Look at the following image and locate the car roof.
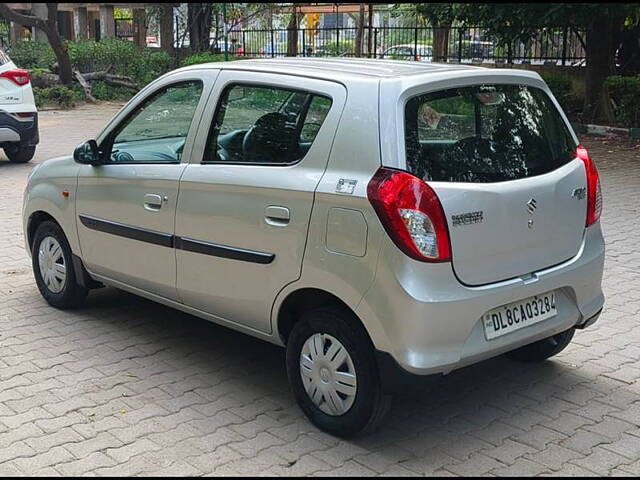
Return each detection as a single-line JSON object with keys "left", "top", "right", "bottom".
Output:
{"left": 181, "top": 57, "right": 482, "bottom": 78}
{"left": 176, "top": 57, "right": 540, "bottom": 86}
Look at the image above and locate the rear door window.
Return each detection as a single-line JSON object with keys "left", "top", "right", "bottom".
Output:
{"left": 204, "top": 84, "right": 332, "bottom": 164}
{"left": 404, "top": 84, "right": 577, "bottom": 183}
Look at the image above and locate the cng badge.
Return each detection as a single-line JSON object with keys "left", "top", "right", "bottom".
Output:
{"left": 572, "top": 187, "right": 586, "bottom": 200}
{"left": 336, "top": 179, "right": 357, "bottom": 194}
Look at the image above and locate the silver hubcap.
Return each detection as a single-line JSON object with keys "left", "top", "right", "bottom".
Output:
{"left": 38, "top": 236, "right": 66, "bottom": 293}
{"left": 300, "top": 333, "right": 357, "bottom": 416}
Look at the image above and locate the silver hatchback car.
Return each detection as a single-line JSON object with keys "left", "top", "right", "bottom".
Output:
{"left": 23, "top": 59, "right": 605, "bottom": 436}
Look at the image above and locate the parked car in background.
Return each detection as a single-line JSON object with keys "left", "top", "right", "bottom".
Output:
{"left": 381, "top": 44, "right": 433, "bottom": 62}
{"left": 23, "top": 58, "right": 604, "bottom": 437}
{"left": 460, "top": 40, "right": 495, "bottom": 60}
{"left": 0, "top": 47, "right": 38, "bottom": 163}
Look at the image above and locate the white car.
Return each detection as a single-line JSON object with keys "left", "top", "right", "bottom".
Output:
{"left": 23, "top": 59, "right": 605, "bottom": 436}
{"left": 0, "top": 48, "right": 38, "bottom": 163}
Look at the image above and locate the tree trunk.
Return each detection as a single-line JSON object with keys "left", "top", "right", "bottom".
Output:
{"left": 0, "top": 3, "right": 73, "bottom": 85}
{"left": 188, "top": 3, "right": 212, "bottom": 53}
{"left": 48, "top": 31, "right": 73, "bottom": 85}
{"left": 618, "top": 23, "right": 640, "bottom": 75}
{"left": 132, "top": 8, "right": 147, "bottom": 47}
{"left": 355, "top": 3, "right": 365, "bottom": 57}
{"left": 160, "top": 4, "right": 175, "bottom": 57}
{"left": 433, "top": 25, "right": 450, "bottom": 63}
{"left": 584, "top": 17, "right": 615, "bottom": 123}
{"left": 286, "top": 6, "right": 298, "bottom": 57}
{"left": 32, "top": 68, "right": 138, "bottom": 91}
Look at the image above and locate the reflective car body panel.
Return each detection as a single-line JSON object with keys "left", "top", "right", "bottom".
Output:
{"left": 23, "top": 59, "right": 605, "bottom": 377}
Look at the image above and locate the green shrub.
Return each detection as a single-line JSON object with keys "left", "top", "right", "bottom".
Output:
{"left": 8, "top": 41, "right": 56, "bottom": 69}
{"left": 90, "top": 81, "right": 135, "bottom": 102}
{"left": 17, "top": 38, "right": 172, "bottom": 103}
{"left": 33, "top": 86, "right": 75, "bottom": 109}
{"left": 12, "top": 38, "right": 174, "bottom": 105}
{"left": 181, "top": 52, "right": 237, "bottom": 67}
{"left": 13, "top": 38, "right": 172, "bottom": 86}
{"left": 320, "top": 40, "right": 354, "bottom": 56}
{"left": 70, "top": 84, "right": 88, "bottom": 102}
{"left": 605, "top": 75, "right": 640, "bottom": 128}
{"left": 28, "top": 67, "right": 52, "bottom": 82}
{"left": 67, "top": 38, "right": 172, "bottom": 86}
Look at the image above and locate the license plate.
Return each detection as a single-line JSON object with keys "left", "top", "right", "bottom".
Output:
{"left": 483, "top": 291, "right": 557, "bottom": 340}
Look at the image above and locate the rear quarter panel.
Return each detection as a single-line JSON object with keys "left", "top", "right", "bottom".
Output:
{"left": 271, "top": 77, "right": 387, "bottom": 339}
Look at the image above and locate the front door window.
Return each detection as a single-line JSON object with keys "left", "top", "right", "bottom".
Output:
{"left": 106, "top": 81, "right": 203, "bottom": 164}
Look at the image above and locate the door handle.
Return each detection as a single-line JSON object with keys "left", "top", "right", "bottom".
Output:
{"left": 265, "top": 205, "right": 290, "bottom": 226}
{"left": 144, "top": 193, "right": 163, "bottom": 211}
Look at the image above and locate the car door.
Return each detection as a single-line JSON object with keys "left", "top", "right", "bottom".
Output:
{"left": 175, "top": 71, "right": 346, "bottom": 333}
{"left": 76, "top": 71, "right": 215, "bottom": 299}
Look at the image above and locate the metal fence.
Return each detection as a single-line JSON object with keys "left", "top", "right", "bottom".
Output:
{"left": 225, "top": 26, "right": 587, "bottom": 66}
{"left": 115, "top": 18, "right": 134, "bottom": 39}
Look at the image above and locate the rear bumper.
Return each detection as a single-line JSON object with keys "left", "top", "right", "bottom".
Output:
{"left": 0, "top": 111, "right": 39, "bottom": 146}
{"left": 357, "top": 224, "right": 605, "bottom": 376}
{"left": 375, "top": 308, "right": 603, "bottom": 393}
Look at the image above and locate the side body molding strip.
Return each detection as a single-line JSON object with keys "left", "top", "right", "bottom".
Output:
{"left": 175, "top": 237, "right": 275, "bottom": 264}
{"left": 78, "top": 214, "right": 174, "bottom": 247}
{"left": 78, "top": 215, "right": 275, "bottom": 264}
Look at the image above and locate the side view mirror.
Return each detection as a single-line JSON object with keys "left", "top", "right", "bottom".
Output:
{"left": 73, "top": 140, "right": 102, "bottom": 165}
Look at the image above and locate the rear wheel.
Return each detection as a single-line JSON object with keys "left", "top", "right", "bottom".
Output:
{"left": 4, "top": 144, "right": 35, "bottom": 163}
{"left": 286, "top": 308, "right": 390, "bottom": 437}
{"left": 32, "top": 221, "right": 88, "bottom": 309}
{"left": 505, "top": 328, "right": 575, "bottom": 362}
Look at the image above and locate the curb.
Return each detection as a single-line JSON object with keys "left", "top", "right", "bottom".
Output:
{"left": 572, "top": 123, "right": 640, "bottom": 139}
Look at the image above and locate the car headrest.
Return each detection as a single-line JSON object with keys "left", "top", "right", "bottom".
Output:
{"left": 242, "top": 112, "right": 299, "bottom": 163}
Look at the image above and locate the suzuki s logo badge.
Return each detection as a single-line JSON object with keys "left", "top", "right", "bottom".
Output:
{"left": 526, "top": 198, "right": 537, "bottom": 229}
{"left": 526, "top": 198, "right": 537, "bottom": 215}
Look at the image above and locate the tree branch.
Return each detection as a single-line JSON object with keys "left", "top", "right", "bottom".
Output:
{"left": 212, "top": 4, "right": 275, "bottom": 42}
{"left": 0, "top": 3, "right": 48, "bottom": 31}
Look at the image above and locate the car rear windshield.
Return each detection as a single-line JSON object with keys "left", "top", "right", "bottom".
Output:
{"left": 404, "top": 84, "right": 577, "bottom": 183}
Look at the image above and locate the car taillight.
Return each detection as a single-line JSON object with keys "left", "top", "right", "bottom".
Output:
{"left": 576, "top": 145, "right": 602, "bottom": 226}
{"left": 0, "top": 69, "right": 30, "bottom": 86}
{"left": 367, "top": 167, "right": 451, "bottom": 262}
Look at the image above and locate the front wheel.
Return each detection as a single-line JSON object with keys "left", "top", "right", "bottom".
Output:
{"left": 505, "top": 328, "right": 575, "bottom": 362}
{"left": 4, "top": 145, "right": 35, "bottom": 163}
{"left": 32, "top": 221, "right": 88, "bottom": 309}
{"left": 286, "top": 308, "right": 390, "bottom": 437}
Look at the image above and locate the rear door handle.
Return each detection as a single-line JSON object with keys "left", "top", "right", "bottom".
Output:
{"left": 265, "top": 205, "right": 290, "bottom": 226}
{"left": 144, "top": 193, "right": 163, "bottom": 211}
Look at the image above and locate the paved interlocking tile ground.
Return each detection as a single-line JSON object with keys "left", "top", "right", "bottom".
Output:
{"left": 1, "top": 104, "right": 639, "bottom": 476}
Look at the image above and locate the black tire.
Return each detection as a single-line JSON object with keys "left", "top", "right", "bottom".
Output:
{"left": 505, "top": 328, "right": 575, "bottom": 363}
{"left": 4, "top": 145, "right": 36, "bottom": 163}
{"left": 286, "top": 308, "right": 391, "bottom": 437}
{"left": 32, "top": 220, "right": 88, "bottom": 309}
